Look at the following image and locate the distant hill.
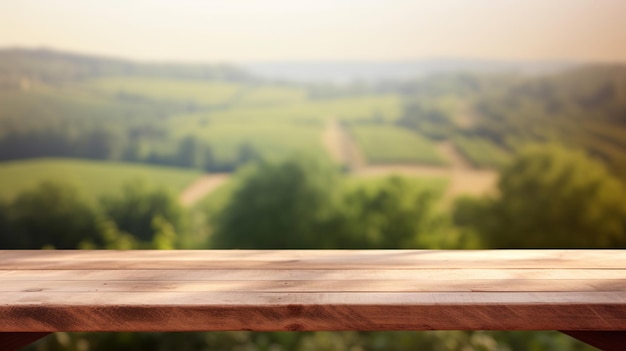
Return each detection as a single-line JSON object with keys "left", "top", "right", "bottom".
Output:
{"left": 0, "top": 48, "right": 577, "bottom": 85}
{"left": 241, "top": 59, "right": 576, "bottom": 84}
{"left": 468, "top": 64, "right": 626, "bottom": 178}
{"left": 1, "top": 47, "right": 625, "bottom": 181}
{"left": 0, "top": 48, "right": 253, "bottom": 88}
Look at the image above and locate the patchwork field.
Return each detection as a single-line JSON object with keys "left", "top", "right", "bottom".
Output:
{"left": 172, "top": 94, "right": 402, "bottom": 127}
{"left": 453, "top": 136, "right": 511, "bottom": 168}
{"left": 167, "top": 93, "right": 403, "bottom": 167}
{"left": 0, "top": 158, "right": 201, "bottom": 202}
{"left": 348, "top": 125, "right": 447, "bottom": 166}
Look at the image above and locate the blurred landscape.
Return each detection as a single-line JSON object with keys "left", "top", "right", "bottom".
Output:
{"left": 1, "top": 0, "right": 626, "bottom": 350}
{"left": 1, "top": 47, "right": 625, "bottom": 350}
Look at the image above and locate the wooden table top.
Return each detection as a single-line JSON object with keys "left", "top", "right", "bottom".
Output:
{"left": 1, "top": 250, "right": 625, "bottom": 332}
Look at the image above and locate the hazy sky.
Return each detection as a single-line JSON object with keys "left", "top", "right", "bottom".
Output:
{"left": 1, "top": 0, "right": 625, "bottom": 63}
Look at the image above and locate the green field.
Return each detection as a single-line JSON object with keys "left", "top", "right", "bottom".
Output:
{"left": 0, "top": 158, "right": 201, "bottom": 201}
{"left": 453, "top": 136, "right": 511, "bottom": 168}
{"left": 173, "top": 94, "right": 402, "bottom": 126}
{"left": 168, "top": 94, "right": 403, "bottom": 166}
{"left": 235, "top": 85, "right": 308, "bottom": 106}
{"left": 87, "top": 77, "right": 242, "bottom": 106}
{"left": 0, "top": 86, "right": 119, "bottom": 124}
{"left": 349, "top": 125, "right": 447, "bottom": 165}
{"left": 184, "top": 121, "right": 328, "bottom": 164}
{"left": 0, "top": 84, "right": 189, "bottom": 135}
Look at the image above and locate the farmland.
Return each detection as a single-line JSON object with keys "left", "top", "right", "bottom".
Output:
{"left": 86, "top": 77, "right": 242, "bottom": 107}
{"left": 182, "top": 121, "right": 329, "bottom": 164}
{"left": 348, "top": 124, "right": 447, "bottom": 165}
{"left": 2, "top": 49, "right": 626, "bottom": 204}
{"left": 0, "top": 158, "right": 201, "bottom": 202}
{"left": 166, "top": 92, "right": 403, "bottom": 169}
{"left": 453, "top": 136, "right": 510, "bottom": 168}
{"left": 234, "top": 85, "right": 308, "bottom": 106}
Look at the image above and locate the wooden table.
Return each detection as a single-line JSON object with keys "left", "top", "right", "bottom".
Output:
{"left": 1, "top": 250, "right": 625, "bottom": 350}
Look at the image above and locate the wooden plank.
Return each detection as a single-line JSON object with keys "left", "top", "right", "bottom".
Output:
{"left": 561, "top": 331, "right": 626, "bottom": 351}
{"left": 4, "top": 291, "right": 626, "bottom": 306}
{"left": 1, "top": 293, "right": 625, "bottom": 331}
{"left": 3, "top": 269, "right": 626, "bottom": 281}
{"left": 0, "top": 250, "right": 624, "bottom": 339}
{"left": 1, "top": 250, "right": 624, "bottom": 269}
{"left": 0, "top": 279, "right": 625, "bottom": 293}
{"left": 0, "top": 332, "right": 50, "bottom": 351}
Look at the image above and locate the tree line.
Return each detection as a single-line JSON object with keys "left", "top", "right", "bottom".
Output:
{"left": 0, "top": 128, "right": 262, "bottom": 172}
{"left": 0, "top": 180, "right": 183, "bottom": 250}
{"left": 3, "top": 143, "right": 624, "bottom": 252}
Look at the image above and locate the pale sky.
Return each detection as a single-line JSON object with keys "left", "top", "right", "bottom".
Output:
{"left": 0, "top": 0, "right": 625, "bottom": 63}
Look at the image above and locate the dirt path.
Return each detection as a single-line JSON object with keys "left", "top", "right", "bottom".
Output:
{"left": 436, "top": 141, "right": 497, "bottom": 198}
{"left": 437, "top": 141, "right": 472, "bottom": 169}
{"left": 322, "top": 118, "right": 366, "bottom": 170}
{"left": 179, "top": 173, "right": 229, "bottom": 207}
{"left": 354, "top": 163, "right": 496, "bottom": 198}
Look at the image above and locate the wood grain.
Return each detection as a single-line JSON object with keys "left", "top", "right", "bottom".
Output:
{"left": 1, "top": 250, "right": 624, "bottom": 269}
{"left": 1, "top": 279, "right": 626, "bottom": 292}
{"left": 1, "top": 250, "right": 625, "bottom": 335}
{"left": 3, "top": 268, "right": 626, "bottom": 281}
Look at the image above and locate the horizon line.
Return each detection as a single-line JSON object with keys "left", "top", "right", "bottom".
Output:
{"left": 1, "top": 45, "right": 613, "bottom": 66}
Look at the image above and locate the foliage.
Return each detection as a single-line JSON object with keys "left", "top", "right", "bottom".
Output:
{"left": 212, "top": 155, "right": 342, "bottom": 248}
{"left": 28, "top": 330, "right": 596, "bottom": 351}
{"left": 336, "top": 176, "right": 447, "bottom": 248}
{"left": 90, "top": 219, "right": 137, "bottom": 250}
{"left": 454, "top": 145, "right": 626, "bottom": 248}
{"left": 0, "top": 181, "right": 102, "bottom": 249}
{"left": 472, "top": 65, "right": 626, "bottom": 179}
{"left": 212, "top": 156, "right": 449, "bottom": 249}
{"left": 100, "top": 181, "right": 184, "bottom": 245}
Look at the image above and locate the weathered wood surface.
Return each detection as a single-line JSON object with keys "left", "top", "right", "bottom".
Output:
{"left": 0, "top": 250, "right": 625, "bottom": 333}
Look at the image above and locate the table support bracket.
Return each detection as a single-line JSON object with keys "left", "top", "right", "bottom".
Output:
{"left": 560, "top": 330, "right": 626, "bottom": 351}
{"left": 1, "top": 332, "right": 51, "bottom": 351}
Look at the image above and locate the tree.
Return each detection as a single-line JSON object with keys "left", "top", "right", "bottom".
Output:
{"left": 82, "top": 128, "right": 115, "bottom": 160}
{"left": 1, "top": 181, "right": 102, "bottom": 249}
{"left": 100, "top": 180, "right": 183, "bottom": 245}
{"left": 237, "top": 142, "right": 262, "bottom": 166}
{"left": 337, "top": 176, "right": 447, "bottom": 248}
{"left": 455, "top": 144, "right": 626, "bottom": 248}
{"left": 211, "top": 155, "right": 342, "bottom": 249}
{"left": 176, "top": 136, "right": 201, "bottom": 169}
{"left": 211, "top": 156, "right": 448, "bottom": 249}
{"left": 201, "top": 144, "right": 215, "bottom": 172}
